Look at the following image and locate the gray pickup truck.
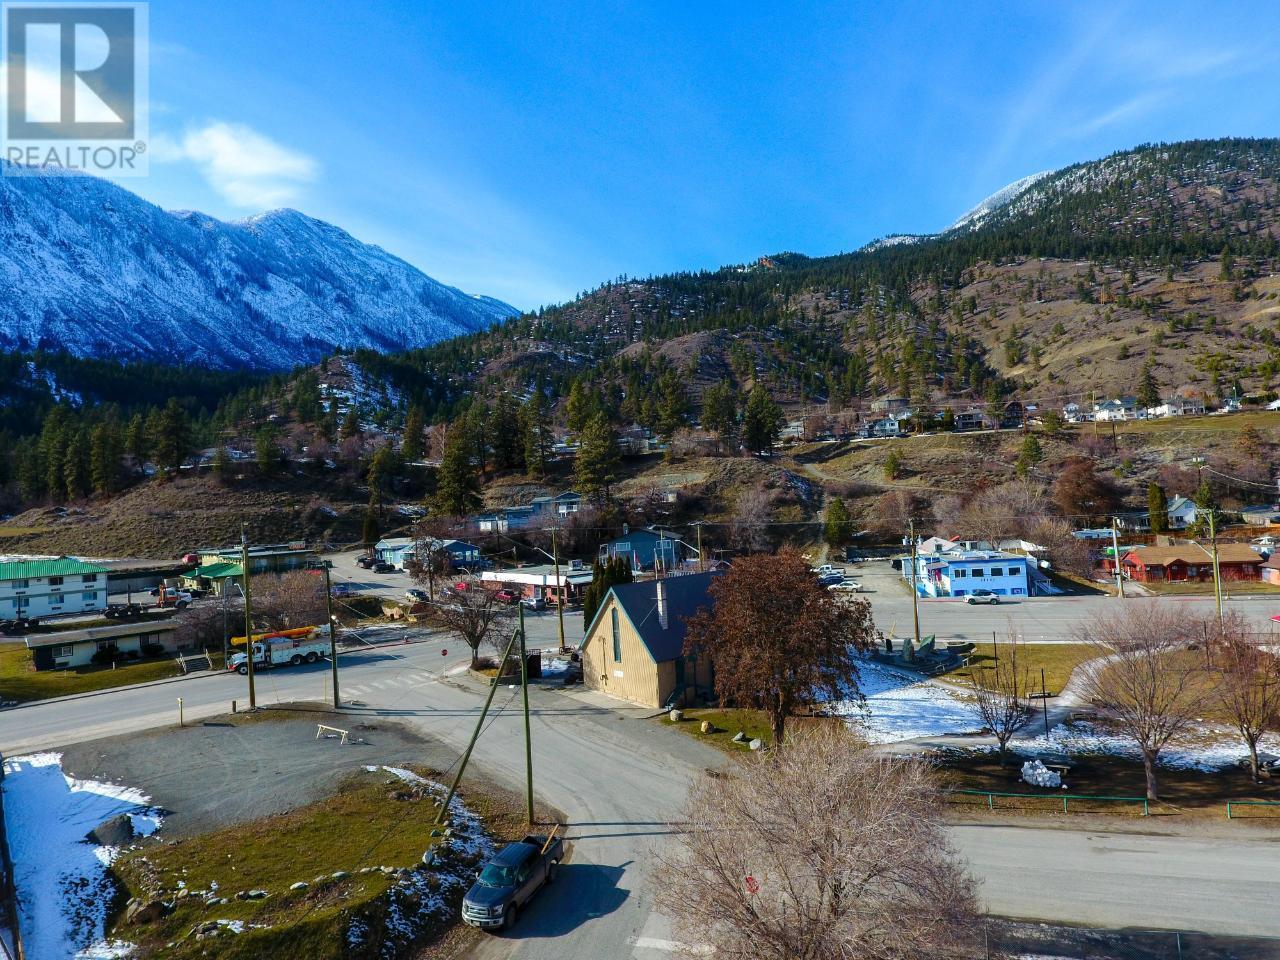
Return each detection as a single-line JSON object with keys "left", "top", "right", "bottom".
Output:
{"left": 461, "top": 833, "right": 564, "bottom": 931}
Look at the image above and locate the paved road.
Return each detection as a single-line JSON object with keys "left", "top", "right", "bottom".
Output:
{"left": 5, "top": 625, "right": 1280, "bottom": 953}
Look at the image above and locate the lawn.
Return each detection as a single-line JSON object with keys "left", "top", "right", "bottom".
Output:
{"left": 661, "top": 707, "right": 853, "bottom": 754}
{"left": 950, "top": 642, "right": 1099, "bottom": 696}
{"left": 938, "top": 749, "right": 1280, "bottom": 819}
{"left": 109, "top": 767, "right": 520, "bottom": 960}
{"left": 0, "top": 643, "right": 199, "bottom": 703}
{"left": 1138, "top": 579, "right": 1280, "bottom": 597}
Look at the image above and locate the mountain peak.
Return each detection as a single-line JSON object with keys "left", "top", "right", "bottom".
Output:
{"left": 0, "top": 172, "right": 517, "bottom": 370}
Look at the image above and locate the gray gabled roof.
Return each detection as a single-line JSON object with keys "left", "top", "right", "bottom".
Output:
{"left": 599, "top": 572, "right": 721, "bottom": 664}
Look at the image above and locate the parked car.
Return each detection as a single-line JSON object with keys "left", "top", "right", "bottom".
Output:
{"left": 372, "top": 561, "right": 396, "bottom": 574}
{"left": 827, "top": 579, "right": 861, "bottom": 592}
{"left": 495, "top": 589, "right": 521, "bottom": 604}
{"left": 461, "top": 833, "right": 564, "bottom": 931}
{"left": 810, "top": 563, "right": 847, "bottom": 577}
{"left": 965, "top": 589, "right": 1000, "bottom": 605}
{"left": 817, "top": 573, "right": 845, "bottom": 586}
{"left": 405, "top": 588, "right": 430, "bottom": 603}
{"left": 331, "top": 584, "right": 357, "bottom": 599}
{"left": 520, "top": 596, "right": 547, "bottom": 611}
{"left": 356, "top": 556, "right": 377, "bottom": 569}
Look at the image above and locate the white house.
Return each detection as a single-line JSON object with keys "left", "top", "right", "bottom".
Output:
{"left": 1166, "top": 496, "right": 1198, "bottom": 529}
{"left": 1147, "top": 393, "right": 1206, "bottom": 418}
{"left": 903, "top": 549, "right": 1032, "bottom": 599}
{"left": 1092, "top": 397, "right": 1140, "bottom": 422}
{"left": 0, "top": 557, "right": 109, "bottom": 620}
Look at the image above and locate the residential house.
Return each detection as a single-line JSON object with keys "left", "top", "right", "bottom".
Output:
{"left": 581, "top": 572, "right": 720, "bottom": 709}
{"left": 902, "top": 550, "right": 1032, "bottom": 598}
{"left": 198, "top": 544, "right": 317, "bottom": 575}
{"left": 480, "top": 562, "right": 595, "bottom": 606}
{"left": 475, "top": 492, "right": 582, "bottom": 533}
{"left": 952, "top": 408, "right": 988, "bottom": 431}
{"left": 1166, "top": 496, "right": 1198, "bottom": 529}
{"left": 870, "top": 396, "right": 911, "bottom": 415}
{"left": 1147, "top": 392, "right": 1206, "bottom": 418}
{"left": 1120, "top": 544, "right": 1263, "bottom": 583}
{"left": 25, "top": 620, "right": 179, "bottom": 671}
{"left": 1092, "top": 397, "right": 1140, "bottom": 422}
{"left": 1062, "top": 403, "right": 1090, "bottom": 423}
{"left": 0, "top": 557, "right": 109, "bottom": 621}
{"left": 180, "top": 561, "right": 243, "bottom": 597}
{"left": 375, "top": 537, "right": 483, "bottom": 571}
{"left": 1262, "top": 555, "right": 1280, "bottom": 586}
{"left": 598, "top": 528, "right": 692, "bottom": 571}
{"left": 1000, "top": 400, "right": 1026, "bottom": 429}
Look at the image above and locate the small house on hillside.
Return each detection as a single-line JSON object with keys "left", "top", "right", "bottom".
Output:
{"left": 1166, "top": 496, "right": 1198, "bottom": 529}
{"left": 598, "top": 528, "right": 692, "bottom": 571}
{"left": 581, "top": 573, "right": 720, "bottom": 709}
{"left": 375, "top": 537, "right": 482, "bottom": 571}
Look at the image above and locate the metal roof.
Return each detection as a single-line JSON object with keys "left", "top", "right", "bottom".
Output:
{"left": 0, "top": 558, "right": 108, "bottom": 581}
{"left": 25, "top": 619, "right": 176, "bottom": 648}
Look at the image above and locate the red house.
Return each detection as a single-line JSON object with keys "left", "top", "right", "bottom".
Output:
{"left": 1121, "top": 544, "right": 1263, "bottom": 583}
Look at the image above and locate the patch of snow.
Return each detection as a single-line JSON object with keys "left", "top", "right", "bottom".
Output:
{"left": 948, "top": 170, "right": 1054, "bottom": 232}
{"left": 827, "top": 659, "right": 981, "bottom": 744}
{"left": 2, "top": 752, "right": 162, "bottom": 960}
{"left": 1021, "top": 760, "right": 1063, "bottom": 788}
{"left": 1016, "top": 721, "right": 1280, "bottom": 771}
{"left": 364, "top": 765, "right": 427, "bottom": 785}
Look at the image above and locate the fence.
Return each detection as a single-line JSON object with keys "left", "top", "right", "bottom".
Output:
{"left": 1225, "top": 800, "right": 1280, "bottom": 819}
{"left": 949, "top": 788, "right": 1150, "bottom": 817}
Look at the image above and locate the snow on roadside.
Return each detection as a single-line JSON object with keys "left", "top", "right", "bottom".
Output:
{"left": 1016, "top": 721, "right": 1280, "bottom": 771}
{"left": 2, "top": 753, "right": 162, "bottom": 960}
{"left": 827, "top": 659, "right": 982, "bottom": 744}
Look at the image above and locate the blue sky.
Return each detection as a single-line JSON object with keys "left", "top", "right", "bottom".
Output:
{"left": 128, "top": 0, "right": 1280, "bottom": 310}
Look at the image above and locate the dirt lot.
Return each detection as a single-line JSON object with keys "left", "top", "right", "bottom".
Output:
{"left": 60, "top": 705, "right": 458, "bottom": 838}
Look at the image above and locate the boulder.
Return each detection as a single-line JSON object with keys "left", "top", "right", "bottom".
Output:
{"left": 88, "top": 814, "right": 135, "bottom": 847}
{"left": 331, "top": 871, "right": 349, "bottom": 881}
{"left": 748, "top": 738, "right": 763, "bottom": 751}
{"left": 290, "top": 882, "right": 309, "bottom": 892}
{"left": 731, "top": 731, "right": 747, "bottom": 743}
{"left": 246, "top": 889, "right": 268, "bottom": 900}
{"left": 125, "top": 898, "right": 166, "bottom": 925}
{"left": 699, "top": 720, "right": 714, "bottom": 734}
{"left": 669, "top": 709, "right": 683, "bottom": 722}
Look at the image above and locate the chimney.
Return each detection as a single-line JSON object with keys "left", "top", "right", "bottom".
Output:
{"left": 656, "top": 580, "right": 668, "bottom": 629}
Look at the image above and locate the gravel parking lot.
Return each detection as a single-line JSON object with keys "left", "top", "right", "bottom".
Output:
{"left": 59, "top": 707, "right": 459, "bottom": 838}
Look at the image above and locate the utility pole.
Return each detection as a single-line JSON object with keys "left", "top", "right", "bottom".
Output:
{"left": 434, "top": 627, "right": 522, "bottom": 827}
{"left": 240, "top": 529, "right": 256, "bottom": 710}
{"left": 1209, "top": 509, "right": 1223, "bottom": 630}
{"left": 908, "top": 518, "right": 921, "bottom": 650}
{"left": 694, "top": 522, "right": 705, "bottom": 573}
{"left": 320, "top": 561, "right": 340, "bottom": 709}
{"left": 1110, "top": 517, "right": 1124, "bottom": 599}
{"left": 519, "top": 602, "right": 534, "bottom": 825}
{"left": 1040, "top": 667, "right": 1049, "bottom": 737}
{"left": 551, "top": 527, "right": 566, "bottom": 653}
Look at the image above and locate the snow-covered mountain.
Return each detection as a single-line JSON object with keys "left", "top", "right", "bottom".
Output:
{"left": 946, "top": 170, "right": 1053, "bottom": 232}
{"left": 0, "top": 165, "right": 518, "bottom": 369}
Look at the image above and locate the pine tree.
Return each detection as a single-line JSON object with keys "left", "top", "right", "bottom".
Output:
{"left": 255, "top": 427, "right": 283, "bottom": 475}
{"left": 434, "top": 428, "right": 481, "bottom": 516}
{"left": 575, "top": 412, "right": 620, "bottom": 502}
{"left": 63, "top": 428, "right": 91, "bottom": 501}
{"left": 1136, "top": 363, "right": 1161, "bottom": 410}
{"left": 523, "top": 391, "right": 552, "bottom": 479}
{"left": 362, "top": 496, "right": 381, "bottom": 548}
{"left": 402, "top": 406, "right": 427, "bottom": 461}
{"left": 656, "top": 371, "right": 688, "bottom": 441}
{"left": 565, "top": 380, "right": 599, "bottom": 434}
{"left": 741, "top": 385, "right": 782, "bottom": 454}
{"left": 339, "top": 409, "right": 361, "bottom": 440}
{"left": 465, "top": 401, "right": 490, "bottom": 474}
{"left": 124, "top": 412, "right": 149, "bottom": 464}
{"left": 89, "top": 421, "right": 123, "bottom": 495}
{"left": 1148, "top": 482, "right": 1169, "bottom": 534}
{"left": 152, "top": 399, "right": 191, "bottom": 474}
{"left": 488, "top": 393, "right": 522, "bottom": 471}
{"left": 824, "top": 498, "right": 852, "bottom": 547}
{"left": 212, "top": 445, "right": 233, "bottom": 484}
{"left": 1015, "top": 434, "right": 1042, "bottom": 479}
{"left": 701, "top": 381, "right": 738, "bottom": 445}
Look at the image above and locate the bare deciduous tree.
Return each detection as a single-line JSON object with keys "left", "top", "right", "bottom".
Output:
{"left": 1216, "top": 614, "right": 1280, "bottom": 781}
{"left": 250, "top": 570, "right": 328, "bottom": 632}
{"left": 655, "top": 726, "right": 983, "bottom": 960}
{"left": 729, "top": 484, "right": 774, "bottom": 553}
{"left": 970, "top": 634, "right": 1034, "bottom": 765}
{"left": 435, "top": 582, "right": 516, "bottom": 667}
{"left": 1075, "top": 605, "right": 1210, "bottom": 801}
{"left": 686, "top": 550, "right": 875, "bottom": 746}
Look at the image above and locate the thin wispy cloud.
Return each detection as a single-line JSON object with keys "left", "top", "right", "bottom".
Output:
{"left": 152, "top": 121, "right": 318, "bottom": 208}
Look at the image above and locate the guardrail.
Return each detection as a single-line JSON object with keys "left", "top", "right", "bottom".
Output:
{"left": 1226, "top": 800, "right": 1280, "bottom": 819}
{"left": 948, "top": 788, "right": 1149, "bottom": 817}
